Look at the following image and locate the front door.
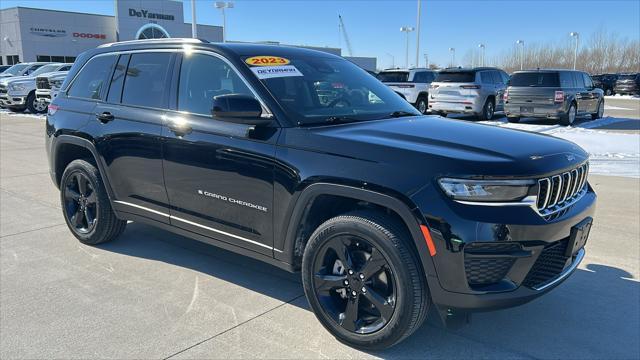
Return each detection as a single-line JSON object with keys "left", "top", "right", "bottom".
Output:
{"left": 162, "top": 52, "right": 279, "bottom": 255}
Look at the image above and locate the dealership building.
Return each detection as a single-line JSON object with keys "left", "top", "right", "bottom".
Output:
{"left": 0, "top": 0, "right": 376, "bottom": 70}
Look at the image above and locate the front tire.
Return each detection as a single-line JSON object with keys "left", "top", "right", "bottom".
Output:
{"left": 591, "top": 100, "right": 604, "bottom": 120}
{"left": 60, "top": 159, "right": 126, "bottom": 245}
{"left": 26, "top": 92, "right": 47, "bottom": 114}
{"left": 302, "top": 211, "right": 429, "bottom": 350}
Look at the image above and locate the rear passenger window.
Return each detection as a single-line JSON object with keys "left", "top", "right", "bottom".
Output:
{"left": 583, "top": 73, "right": 594, "bottom": 88}
{"left": 560, "top": 72, "right": 575, "bottom": 88}
{"left": 68, "top": 55, "right": 117, "bottom": 100}
{"left": 480, "top": 71, "right": 492, "bottom": 84}
{"left": 106, "top": 55, "right": 129, "bottom": 103}
{"left": 121, "top": 52, "right": 172, "bottom": 109}
{"left": 178, "top": 53, "right": 253, "bottom": 116}
{"left": 573, "top": 72, "right": 585, "bottom": 88}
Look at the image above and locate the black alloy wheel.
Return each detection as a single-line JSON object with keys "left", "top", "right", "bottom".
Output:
{"left": 312, "top": 235, "right": 397, "bottom": 334}
{"left": 63, "top": 172, "right": 98, "bottom": 234}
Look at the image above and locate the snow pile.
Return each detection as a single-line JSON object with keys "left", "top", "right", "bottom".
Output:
{"left": 0, "top": 108, "right": 45, "bottom": 120}
{"left": 605, "top": 95, "right": 640, "bottom": 100}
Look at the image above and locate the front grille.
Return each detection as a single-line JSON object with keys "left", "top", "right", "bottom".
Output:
{"left": 36, "top": 77, "right": 50, "bottom": 89}
{"left": 464, "top": 242, "right": 522, "bottom": 286}
{"left": 536, "top": 162, "right": 588, "bottom": 215}
{"left": 522, "top": 240, "right": 570, "bottom": 288}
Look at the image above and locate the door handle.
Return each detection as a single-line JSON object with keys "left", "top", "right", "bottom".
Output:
{"left": 168, "top": 121, "right": 192, "bottom": 136}
{"left": 96, "top": 112, "right": 114, "bottom": 123}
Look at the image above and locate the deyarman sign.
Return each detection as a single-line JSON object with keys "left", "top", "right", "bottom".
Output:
{"left": 128, "top": 8, "right": 175, "bottom": 21}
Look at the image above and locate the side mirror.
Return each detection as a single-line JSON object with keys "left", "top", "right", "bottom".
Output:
{"left": 212, "top": 94, "right": 272, "bottom": 126}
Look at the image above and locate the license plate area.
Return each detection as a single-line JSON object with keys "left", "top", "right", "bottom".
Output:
{"left": 520, "top": 106, "right": 534, "bottom": 114}
{"left": 566, "top": 217, "right": 592, "bottom": 257}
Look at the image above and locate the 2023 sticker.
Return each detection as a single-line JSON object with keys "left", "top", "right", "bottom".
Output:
{"left": 245, "top": 56, "right": 291, "bottom": 66}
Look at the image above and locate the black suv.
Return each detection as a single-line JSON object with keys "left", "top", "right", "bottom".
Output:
{"left": 614, "top": 73, "right": 640, "bottom": 95}
{"left": 46, "top": 39, "right": 596, "bottom": 349}
{"left": 504, "top": 69, "right": 604, "bottom": 126}
{"left": 592, "top": 73, "right": 618, "bottom": 95}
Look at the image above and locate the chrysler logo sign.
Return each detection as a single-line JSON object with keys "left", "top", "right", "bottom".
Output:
{"left": 128, "top": 8, "right": 175, "bottom": 21}
{"left": 30, "top": 27, "right": 67, "bottom": 37}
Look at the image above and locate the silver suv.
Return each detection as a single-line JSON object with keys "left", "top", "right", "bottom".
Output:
{"left": 377, "top": 68, "right": 437, "bottom": 114}
{"left": 429, "top": 67, "right": 509, "bottom": 120}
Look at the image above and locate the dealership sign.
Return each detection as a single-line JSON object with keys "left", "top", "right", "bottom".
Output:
{"left": 128, "top": 8, "right": 175, "bottom": 21}
{"left": 73, "top": 32, "right": 107, "bottom": 39}
{"left": 30, "top": 27, "right": 66, "bottom": 37}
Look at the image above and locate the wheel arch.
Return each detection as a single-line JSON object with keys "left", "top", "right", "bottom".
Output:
{"left": 279, "top": 183, "right": 437, "bottom": 279}
{"left": 52, "top": 135, "right": 116, "bottom": 202}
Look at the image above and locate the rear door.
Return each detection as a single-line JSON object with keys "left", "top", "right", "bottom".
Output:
{"left": 92, "top": 51, "right": 175, "bottom": 223}
{"left": 582, "top": 73, "right": 599, "bottom": 112}
{"left": 572, "top": 72, "right": 591, "bottom": 114}
{"left": 162, "top": 51, "right": 279, "bottom": 255}
{"left": 491, "top": 70, "right": 507, "bottom": 110}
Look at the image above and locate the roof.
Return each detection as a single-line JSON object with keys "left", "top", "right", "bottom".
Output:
{"left": 511, "top": 68, "right": 583, "bottom": 73}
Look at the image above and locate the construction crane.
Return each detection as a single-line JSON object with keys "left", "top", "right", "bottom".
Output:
{"left": 338, "top": 15, "right": 353, "bottom": 57}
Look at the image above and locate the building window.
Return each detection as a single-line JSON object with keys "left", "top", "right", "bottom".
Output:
{"left": 135, "top": 24, "right": 170, "bottom": 40}
{"left": 6, "top": 55, "right": 19, "bottom": 65}
{"left": 37, "top": 55, "right": 51, "bottom": 62}
{"left": 65, "top": 56, "right": 76, "bottom": 63}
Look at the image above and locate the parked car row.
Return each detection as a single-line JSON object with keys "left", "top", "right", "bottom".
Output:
{"left": 374, "top": 66, "right": 612, "bottom": 126}
{"left": 0, "top": 62, "right": 72, "bottom": 113}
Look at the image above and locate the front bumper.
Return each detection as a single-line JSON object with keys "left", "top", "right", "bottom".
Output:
{"left": 613, "top": 85, "right": 639, "bottom": 94}
{"left": 413, "top": 182, "right": 596, "bottom": 312}
{"left": 36, "top": 89, "right": 53, "bottom": 103}
{"left": 0, "top": 94, "right": 27, "bottom": 107}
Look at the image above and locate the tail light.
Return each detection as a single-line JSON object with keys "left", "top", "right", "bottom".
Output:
{"left": 430, "top": 84, "right": 439, "bottom": 89}
{"left": 47, "top": 104, "right": 59, "bottom": 115}
{"left": 461, "top": 85, "right": 481, "bottom": 89}
{"left": 503, "top": 89, "right": 509, "bottom": 101}
{"left": 554, "top": 91, "right": 564, "bottom": 103}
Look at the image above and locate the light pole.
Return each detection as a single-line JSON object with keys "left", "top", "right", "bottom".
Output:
{"left": 191, "top": 0, "right": 197, "bottom": 38}
{"left": 570, "top": 32, "right": 579, "bottom": 70}
{"left": 449, "top": 47, "right": 455, "bottom": 67}
{"left": 415, "top": 0, "right": 421, "bottom": 67}
{"left": 516, "top": 40, "right": 524, "bottom": 70}
{"left": 423, "top": 53, "right": 428, "bottom": 68}
{"left": 400, "top": 26, "right": 415, "bottom": 69}
{"left": 386, "top": 52, "right": 395, "bottom": 68}
{"left": 215, "top": 2, "right": 234, "bottom": 43}
{"left": 478, "top": 44, "right": 485, "bottom": 67}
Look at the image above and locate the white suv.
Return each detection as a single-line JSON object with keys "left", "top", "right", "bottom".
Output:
{"left": 377, "top": 68, "right": 437, "bottom": 114}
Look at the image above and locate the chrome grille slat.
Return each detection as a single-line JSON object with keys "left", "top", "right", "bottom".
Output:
{"left": 536, "top": 162, "right": 589, "bottom": 217}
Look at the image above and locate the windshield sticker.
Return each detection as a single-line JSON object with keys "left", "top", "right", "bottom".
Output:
{"left": 245, "top": 56, "right": 290, "bottom": 66}
{"left": 251, "top": 65, "right": 303, "bottom": 79}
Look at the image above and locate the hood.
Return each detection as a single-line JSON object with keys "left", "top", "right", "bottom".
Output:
{"left": 282, "top": 116, "right": 588, "bottom": 180}
{"left": 1, "top": 76, "right": 34, "bottom": 86}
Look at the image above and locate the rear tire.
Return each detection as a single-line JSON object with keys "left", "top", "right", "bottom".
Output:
{"left": 478, "top": 98, "right": 495, "bottom": 120}
{"left": 415, "top": 95, "right": 428, "bottom": 115}
{"left": 302, "top": 210, "right": 429, "bottom": 350}
{"left": 60, "top": 159, "right": 126, "bottom": 245}
{"left": 560, "top": 103, "right": 577, "bottom": 126}
{"left": 507, "top": 116, "right": 521, "bottom": 123}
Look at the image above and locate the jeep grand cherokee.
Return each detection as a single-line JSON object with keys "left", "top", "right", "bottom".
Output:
{"left": 46, "top": 39, "right": 596, "bottom": 350}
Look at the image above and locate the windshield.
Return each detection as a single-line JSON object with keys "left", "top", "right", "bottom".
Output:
{"left": 376, "top": 71, "right": 409, "bottom": 82}
{"left": 29, "top": 64, "right": 61, "bottom": 77}
{"left": 2, "top": 64, "right": 29, "bottom": 75}
{"left": 248, "top": 55, "right": 419, "bottom": 126}
{"left": 510, "top": 72, "right": 560, "bottom": 87}
{"left": 435, "top": 71, "right": 475, "bottom": 83}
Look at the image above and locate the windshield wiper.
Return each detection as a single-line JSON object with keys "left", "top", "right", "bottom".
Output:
{"left": 324, "top": 116, "right": 361, "bottom": 124}
{"left": 389, "top": 111, "right": 419, "bottom": 118}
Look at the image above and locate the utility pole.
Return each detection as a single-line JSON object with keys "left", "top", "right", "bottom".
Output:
{"left": 516, "top": 40, "right": 524, "bottom": 70}
{"left": 400, "top": 26, "right": 415, "bottom": 68}
{"left": 191, "top": 0, "right": 197, "bottom": 38}
{"left": 570, "top": 32, "right": 579, "bottom": 70}
{"left": 449, "top": 47, "right": 455, "bottom": 67}
{"left": 215, "top": 2, "right": 234, "bottom": 43}
{"left": 478, "top": 44, "right": 485, "bottom": 67}
{"left": 423, "top": 53, "right": 428, "bottom": 68}
{"left": 415, "top": 0, "right": 421, "bottom": 67}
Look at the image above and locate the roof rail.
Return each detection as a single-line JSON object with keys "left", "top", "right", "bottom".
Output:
{"left": 98, "top": 38, "right": 209, "bottom": 48}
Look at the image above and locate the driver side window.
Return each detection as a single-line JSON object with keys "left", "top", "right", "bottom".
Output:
{"left": 178, "top": 53, "right": 253, "bottom": 116}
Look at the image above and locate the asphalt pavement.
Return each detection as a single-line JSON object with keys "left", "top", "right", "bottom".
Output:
{"left": 1, "top": 109, "right": 638, "bottom": 359}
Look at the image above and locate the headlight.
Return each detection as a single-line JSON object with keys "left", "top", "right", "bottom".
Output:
{"left": 50, "top": 80, "right": 63, "bottom": 88}
{"left": 438, "top": 178, "right": 534, "bottom": 202}
{"left": 9, "top": 83, "right": 26, "bottom": 91}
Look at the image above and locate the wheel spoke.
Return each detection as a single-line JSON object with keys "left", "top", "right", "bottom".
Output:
{"left": 65, "top": 188, "right": 81, "bottom": 201}
{"left": 331, "top": 237, "right": 354, "bottom": 269}
{"left": 85, "top": 190, "right": 97, "bottom": 204}
{"left": 76, "top": 174, "right": 87, "bottom": 195}
{"left": 363, "top": 286, "right": 394, "bottom": 321}
{"left": 84, "top": 207, "right": 93, "bottom": 227}
{"left": 71, "top": 208, "right": 85, "bottom": 227}
{"left": 340, "top": 295, "right": 360, "bottom": 332}
{"left": 314, "top": 273, "right": 347, "bottom": 295}
{"left": 359, "top": 248, "right": 386, "bottom": 280}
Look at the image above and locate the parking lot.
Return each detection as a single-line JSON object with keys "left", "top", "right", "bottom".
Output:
{"left": 1, "top": 105, "right": 639, "bottom": 359}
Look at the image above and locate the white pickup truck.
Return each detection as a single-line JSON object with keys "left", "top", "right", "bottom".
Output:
{"left": 36, "top": 71, "right": 69, "bottom": 107}
{"left": 0, "top": 63, "right": 71, "bottom": 113}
